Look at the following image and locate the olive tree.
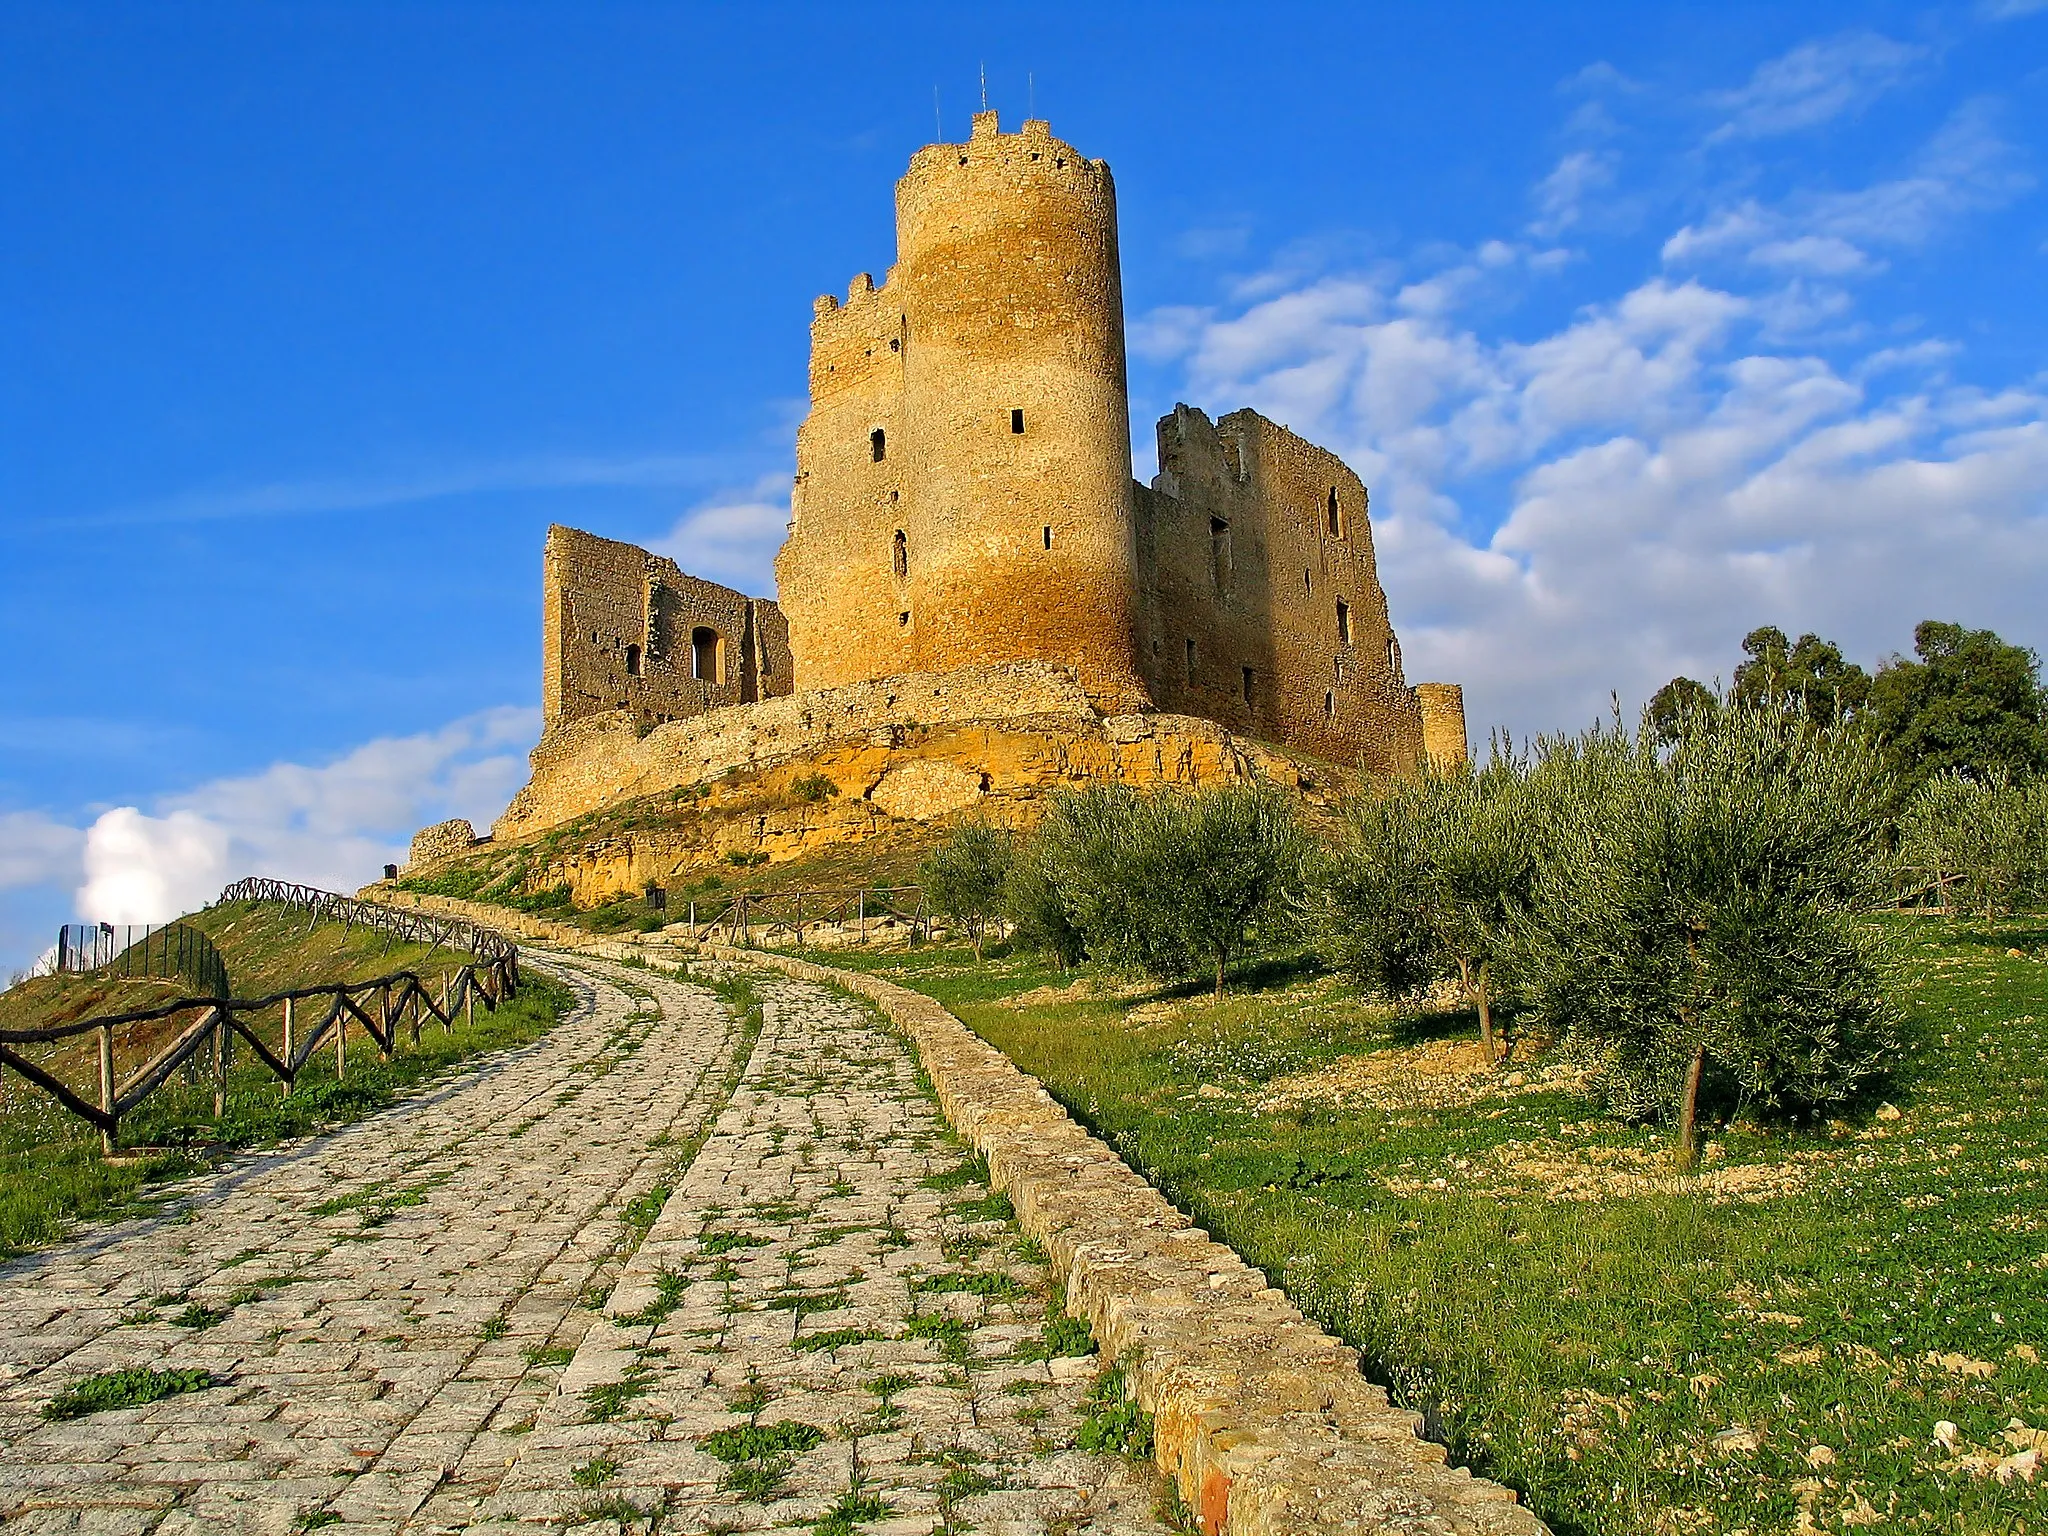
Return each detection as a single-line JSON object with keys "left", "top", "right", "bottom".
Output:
{"left": 1309, "top": 758, "right": 1534, "bottom": 1060}
{"left": 1520, "top": 708, "right": 1900, "bottom": 1170}
{"left": 919, "top": 819, "right": 1016, "bottom": 960}
{"left": 1306, "top": 784, "right": 1442, "bottom": 999}
{"left": 1028, "top": 782, "right": 1302, "bottom": 995}
{"left": 1899, "top": 771, "right": 2048, "bottom": 917}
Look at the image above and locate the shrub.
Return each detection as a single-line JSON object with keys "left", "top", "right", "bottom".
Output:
{"left": 789, "top": 772, "right": 838, "bottom": 805}
{"left": 1002, "top": 837, "right": 1086, "bottom": 970}
{"left": 1034, "top": 783, "right": 1302, "bottom": 996}
{"left": 44, "top": 1367, "right": 214, "bottom": 1420}
{"left": 919, "top": 820, "right": 1016, "bottom": 960}
{"left": 1518, "top": 707, "right": 1900, "bottom": 1168}
{"left": 1899, "top": 771, "right": 2047, "bottom": 916}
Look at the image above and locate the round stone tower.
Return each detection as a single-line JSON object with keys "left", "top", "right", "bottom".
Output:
{"left": 775, "top": 112, "right": 1150, "bottom": 712}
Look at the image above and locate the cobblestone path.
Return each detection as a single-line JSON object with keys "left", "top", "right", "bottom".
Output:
{"left": 0, "top": 955, "right": 1169, "bottom": 1536}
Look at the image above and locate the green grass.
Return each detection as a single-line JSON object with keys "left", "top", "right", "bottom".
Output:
{"left": 697, "top": 1419, "right": 826, "bottom": 1502}
{"left": 812, "top": 918, "right": 2048, "bottom": 1536}
{"left": 41, "top": 1366, "right": 214, "bottom": 1420}
{"left": 0, "top": 899, "right": 571, "bottom": 1256}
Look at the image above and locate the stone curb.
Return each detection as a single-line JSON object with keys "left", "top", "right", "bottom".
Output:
{"left": 702, "top": 945, "right": 1550, "bottom": 1536}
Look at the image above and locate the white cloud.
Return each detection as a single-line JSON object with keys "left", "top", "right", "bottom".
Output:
{"left": 0, "top": 706, "right": 540, "bottom": 949}
{"left": 79, "top": 810, "right": 232, "bottom": 926}
{"left": 1708, "top": 32, "right": 1927, "bottom": 141}
{"left": 1666, "top": 103, "right": 2032, "bottom": 279}
{"left": 1979, "top": 0, "right": 2048, "bottom": 16}
{"left": 648, "top": 476, "right": 791, "bottom": 595}
{"left": 1529, "top": 150, "right": 1617, "bottom": 238}
{"left": 36, "top": 452, "right": 748, "bottom": 532}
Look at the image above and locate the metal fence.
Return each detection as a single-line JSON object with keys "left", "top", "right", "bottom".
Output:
{"left": 50, "top": 921, "right": 230, "bottom": 998}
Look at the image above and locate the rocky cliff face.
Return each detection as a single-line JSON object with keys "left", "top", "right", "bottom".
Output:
{"left": 409, "top": 662, "right": 1358, "bottom": 910}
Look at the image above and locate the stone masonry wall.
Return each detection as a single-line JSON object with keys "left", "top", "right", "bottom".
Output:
{"left": 1416, "top": 682, "right": 1471, "bottom": 768}
{"left": 1141, "top": 404, "right": 1432, "bottom": 775}
{"left": 404, "top": 818, "right": 479, "bottom": 875}
{"left": 492, "top": 660, "right": 1355, "bottom": 849}
{"left": 722, "top": 948, "right": 1550, "bottom": 1536}
{"left": 544, "top": 525, "right": 792, "bottom": 730}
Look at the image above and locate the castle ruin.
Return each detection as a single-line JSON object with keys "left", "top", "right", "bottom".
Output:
{"left": 508, "top": 113, "right": 1462, "bottom": 859}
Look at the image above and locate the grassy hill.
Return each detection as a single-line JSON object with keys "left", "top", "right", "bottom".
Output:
{"left": 817, "top": 915, "right": 2048, "bottom": 1536}
{"left": 0, "top": 898, "right": 568, "bottom": 1256}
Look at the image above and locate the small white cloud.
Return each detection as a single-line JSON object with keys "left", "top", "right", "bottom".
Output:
{"left": 648, "top": 476, "right": 791, "bottom": 594}
{"left": 1175, "top": 226, "right": 1251, "bottom": 261}
{"left": 1529, "top": 150, "right": 1617, "bottom": 238}
{"left": 1748, "top": 236, "right": 1877, "bottom": 276}
{"left": 1709, "top": 31, "right": 1927, "bottom": 142}
{"left": 1129, "top": 304, "right": 1216, "bottom": 363}
{"left": 1665, "top": 103, "right": 2030, "bottom": 279}
{"left": 1979, "top": 0, "right": 2048, "bottom": 16}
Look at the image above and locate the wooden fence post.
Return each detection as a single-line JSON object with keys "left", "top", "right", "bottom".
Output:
{"left": 98, "top": 1023, "right": 116, "bottom": 1156}
{"left": 465, "top": 972, "right": 475, "bottom": 1028}
{"left": 282, "top": 996, "right": 296, "bottom": 1093}
{"left": 378, "top": 983, "right": 393, "bottom": 1061}
{"left": 212, "top": 1008, "right": 229, "bottom": 1118}
{"left": 336, "top": 1003, "right": 347, "bottom": 1079}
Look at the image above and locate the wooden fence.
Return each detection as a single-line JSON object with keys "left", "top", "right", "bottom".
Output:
{"left": 0, "top": 879, "right": 521, "bottom": 1155}
{"left": 681, "top": 885, "right": 929, "bottom": 948}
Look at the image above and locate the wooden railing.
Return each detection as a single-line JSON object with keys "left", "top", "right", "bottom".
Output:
{"left": 681, "top": 885, "right": 929, "bottom": 948}
{"left": 0, "top": 880, "right": 521, "bottom": 1155}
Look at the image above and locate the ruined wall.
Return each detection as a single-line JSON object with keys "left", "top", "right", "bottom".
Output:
{"left": 1415, "top": 683, "right": 1470, "bottom": 769}
{"left": 776, "top": 112, "right": 1149, "bottom": 712}
{"left": 544, "top": 525, "right": 792, "bottom": 730}
{"left": 405, "top": 818, "right": 479, "bottom": 875}
{"left": 1140, "top": 405, "right": 1428, "bottom": 774}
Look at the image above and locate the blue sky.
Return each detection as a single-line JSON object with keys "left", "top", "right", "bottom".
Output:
{"left": 3, "top": 1, "right": 2045, "bottom": 971}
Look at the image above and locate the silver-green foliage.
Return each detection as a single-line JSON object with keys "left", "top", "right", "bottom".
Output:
{"left": 918, "top": 820, "right": 1016, "bottom": 960}
{"left": 1027, "top": 783, "right": 1303, "bottom": 995}
{"left": 1520, "top": 707, "right": 1900, "bottom": 1162}
{"left": 1309, "top": 757, "right": 1535, "bottom": 1058}
{"left": 1899, "top": 771, "right": 2048, "bottom": 916}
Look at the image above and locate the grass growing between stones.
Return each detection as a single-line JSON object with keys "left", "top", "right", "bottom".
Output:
{"left": 41, "top": 1366, "right": 215, "bottom": 1420}
{"left": 0, "top": 899, "right": 572, "bottom": 1256}
{"left": 813, "top": 917, "right": 2048, "bottom": 1536}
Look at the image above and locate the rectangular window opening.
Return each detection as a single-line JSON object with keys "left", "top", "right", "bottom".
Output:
{"left": 1042, "top": 525, "right": 1052, "bottom": 550}
{"left": 1336, "top": 600, "right": 1352, "bottom": 645}
{"left": 899, "top": 611, "right": 911, "bottom": 627}
{"left": 1241, "top": 666, "right": 1255, "bottom": 707}
{"left": 1011, "top": 408, "right": 1025, "bottom": 434}
{"left": 1184, "top": 637, "right": 1197, "bottom": 684}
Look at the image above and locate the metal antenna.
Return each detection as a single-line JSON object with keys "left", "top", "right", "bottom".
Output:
{"left": 980, "top": 62, "right": 987, "bottom": 111}
{"left": 934, "top": 85, "right": 942, "bottom": 142}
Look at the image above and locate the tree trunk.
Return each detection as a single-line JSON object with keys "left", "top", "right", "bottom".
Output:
{"left": 1475, "top": 960, "right": 1495, "bottom": 1064}
{"left": 1674, "top": 1046, "right": 1706, "bottom": 1172}
{"left": 1215, "top": 952, "right": 1227, "bottom": 1000}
